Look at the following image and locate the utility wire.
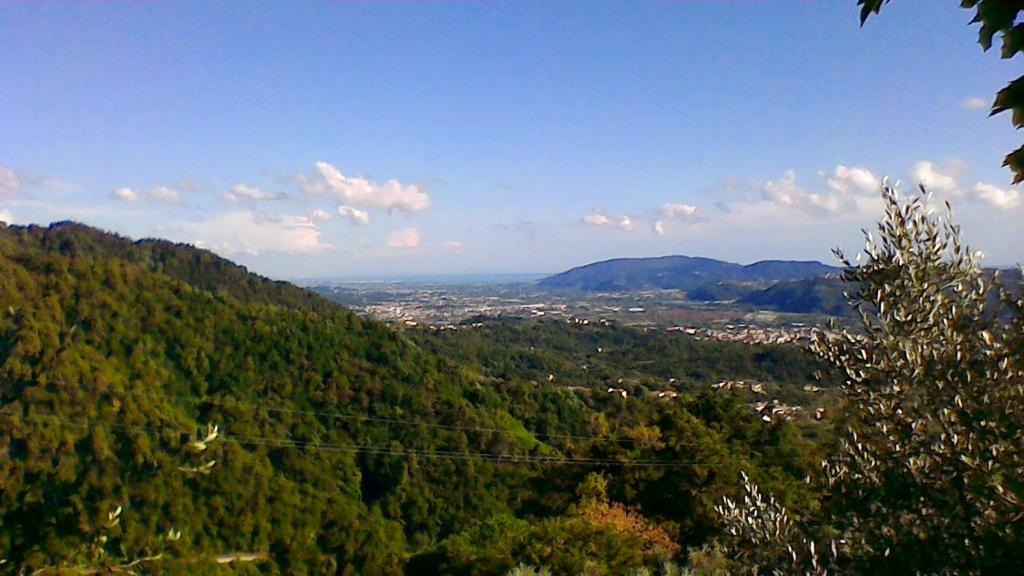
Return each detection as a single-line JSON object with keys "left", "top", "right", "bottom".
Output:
{"left": 134, "top": 390, "right": 690, "bottom": 447}
{"left": 31, "top": 380, "right": 681, "bottom": 447}
{"left": 0, "top": 412, "right": 826, "bottom": 468}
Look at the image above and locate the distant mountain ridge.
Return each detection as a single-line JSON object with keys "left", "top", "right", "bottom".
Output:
{"left": 538, "top": 255, "right": 839, "bottom": 292}
{"left": 694, "top": 270, "right": 1020, "bottom": 317}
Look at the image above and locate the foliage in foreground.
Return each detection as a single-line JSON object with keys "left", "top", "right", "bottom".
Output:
{"left": 717, "top": 184, "right": 1024, "bottom": 574}
{"left": 859, "top": 0, "right": 1024, "bottom": 183}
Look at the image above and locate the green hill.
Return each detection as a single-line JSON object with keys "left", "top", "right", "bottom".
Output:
{"left": 2, "top": 221, "right": 329, "bottom": 310}
{"left": 539, "top": 255, "right": 838, "bottom": 292}
{"left": 684, "top": 281, "right": 770, "bottom": 302}
{"left": 737, "top": 277, "right": 851, "bottom": 316}
{"left": 0, "top": 222, "right": 822, "bottom": 575}
{"left": 0, "top": 222, "right": 533, "bottom": 573}
{"left": 725, "top": 271, "right": 1020, "bottom": 317}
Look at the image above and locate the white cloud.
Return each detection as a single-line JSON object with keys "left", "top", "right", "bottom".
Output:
{"left": 338, "top": 205, "right": 371, "bottom": 226}
{"left": 386, "top": 227, "right": 421, "bottom": 248}
{"left": 303, "top": 162, "right": 431, "bottom": 214}
{"left": 581, "top": 211, "right": 611, "bottom": 227}
{"left": 581, "top": 210, "right": 633, "bottom": 231}
{"left": 963, "top": 97, "right": 988, "bottom": 110}
{"left": 112, "top": 187, "right": 139, "bottom": 202}
{"left": 908, "top": 160, "right": 1016, "bottom": 210}
{"left": 183, "top": 210, "right": 331, "bottom": 256}
{"left": 654, "top": 220, "right": 665, "bottom": 236}
{"left": 912, "top": 160, "right": 963, "bottom": 195}
{"left": 720, "top": 165, "right": 886, "bottom": 220}
{"left": 972, "top": 183, "right": 1020, "bottom": 210}
{"left": 661, "top": 203, "right": 701, "bottom": 220}
{"left": 225, "top": 183, "right": 276, "bottom": 203}
{"left": 441, "top": 240, "right": 464, "bottom": 249}
{"left": 0, "top": 166, "right": 20, "bottom": 200}
{"left": 755, "top": 170, "right": 856, "bottom": 215}
{"left": 149, "top": 186, "right": 183, "bottom": 204}
{"left": 0, "top": 209, "right": 13, "bottom": 224}
{"left": 307, "top": 209, "right": 331, "bottom": 222}
{"left": 111, "top": 184, "right": 183, "bottom": 205}
{"left": 826, "top": 165, "right": 879, "bottom": 195}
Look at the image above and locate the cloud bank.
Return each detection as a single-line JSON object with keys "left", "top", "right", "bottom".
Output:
{"left": 752, "top": 170, "right": 857, "bottom": 215}
{"left": 910, "top": 160, "right": 1019, "bottom": 209}
{"left": 825, "top": 165, "right": 880, "bottom": 195}
{"left": 303, "top": 162, "right": 431, "bottom": 214}
{"left": 185, "top": 210, "right": 330, "bottom": 256}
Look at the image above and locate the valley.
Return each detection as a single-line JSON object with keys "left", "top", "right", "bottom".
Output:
{"left": 307, "top": 278, "right": 837, "bottom": 336}
{"left": 0, "top": 222, "right": 833, "bottom": 575}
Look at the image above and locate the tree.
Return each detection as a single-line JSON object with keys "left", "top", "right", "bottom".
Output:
{"left": 717, "top": 183, "right": 1024, "bottom": 573}
{"left": 815, "top": 184, "right": 1024, "bottom": 572}
{"left": 858, "top": 1, "right": 1024, "bottom": 183}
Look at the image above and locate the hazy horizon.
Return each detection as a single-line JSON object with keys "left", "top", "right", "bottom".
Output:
{"left": 1, "top": 1, "right": 1021, "bottom": 277}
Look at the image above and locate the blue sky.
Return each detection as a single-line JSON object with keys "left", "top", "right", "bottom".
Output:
{"left": 0, "top": 0, "right": 1020, "bottom": 278}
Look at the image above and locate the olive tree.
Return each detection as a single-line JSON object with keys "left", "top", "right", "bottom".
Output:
{"left": 718, "top": 183, "right": 1024, "bottom": 574}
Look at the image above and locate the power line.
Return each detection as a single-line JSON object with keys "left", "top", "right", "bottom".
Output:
{"left": 29, "top": 379, "right": 678, "bottom": 447}
{"left": 136, "top": 390, "right": 687, "bottom": 447}
{"left": 0, "top": 412, "right": 826, "bottom": 468}
{"left": 7, "top": 378, "right": 822, "bottom": 466}
{"left": 228, "top": 437, "right": 686, "bottom": 467}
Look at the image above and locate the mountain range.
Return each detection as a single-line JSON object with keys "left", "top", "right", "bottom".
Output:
{"left": 539, "top": 255, "right": 1021, "bottom": 318}
{"left": 538, "top": 255, "right": 839, "bottom": 293}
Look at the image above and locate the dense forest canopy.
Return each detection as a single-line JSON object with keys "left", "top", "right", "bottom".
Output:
{"left": 0, "top": 222, "right": 825, "bottom": 575}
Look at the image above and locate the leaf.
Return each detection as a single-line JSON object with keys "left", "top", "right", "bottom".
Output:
{"left": 991, "top": 75, "right": 1024, "bottom": 126}
{"left": 1001, "top": 23, "right": 1024, "bottom": 58}
{"left": 857, "top": 0, "right": 889, "bottom": 26}
{"left": 1002, "top": 143, "right": 1024, "bottom": 184}
{"left": 971, "top": 0, "right": 1022, "bottom": 51}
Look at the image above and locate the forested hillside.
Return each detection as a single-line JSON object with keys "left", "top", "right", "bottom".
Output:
{"left": 737, "top": 277, "right": 851, "bottom": 316}
{"left": 691, "top": 271, "right": 1020, "bottom": 317}
{"left": 2, "top": 221, "right": 330, "bottom": 310}
{"left": 0, "top": 222, "right": 825, "bottom": 575}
